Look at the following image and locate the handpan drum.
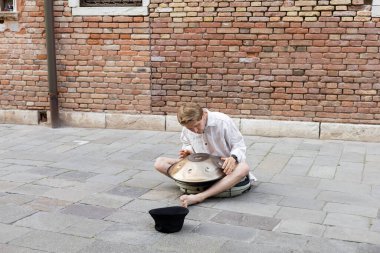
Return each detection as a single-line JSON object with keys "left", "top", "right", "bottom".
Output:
{"left": 167, "top": 153, "right": 224, "bottom": 184}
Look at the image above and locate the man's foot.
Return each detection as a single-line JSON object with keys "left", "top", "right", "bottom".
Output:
{"left": 179, "top": 194, "right": 204, "bottom": 208}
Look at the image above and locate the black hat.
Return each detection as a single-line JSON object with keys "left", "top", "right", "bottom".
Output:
{"left": 149, "top": 206, "right": 189, "bottom": 233}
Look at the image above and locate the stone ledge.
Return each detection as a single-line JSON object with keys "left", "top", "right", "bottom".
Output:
{"left": 106, "top": 113, "right": 165, "bottom": 131}
{"left": 68, "top": 0, "right": 150, "bottom": 16}
{"left": 166, "top": 115, "right": 241, "bottom": 132}
{"left": 2, "top": 109, "right": 380, "bottom": 142}
{"left": 60, "top": 111, "right": 106, "bottom": 128}
{"left": 0, "top": 12, "right": 18, "bottom": 21}
{"left": 0, "top": 110, "right": 38, "bottom": 125}
{"left": 0, "top": 110, "right": 4, "bottom": 123}
{"left": 373, "top": 5, "right": 380, "bottom": 17}
{"left": 321, "top": 123, "right": 380, "bottom": 142}
{"left": 241, "top": 119, "right": 320, "bottom": 139}
{"left": 166, "top": 115, "right": 182, "bottom": 132}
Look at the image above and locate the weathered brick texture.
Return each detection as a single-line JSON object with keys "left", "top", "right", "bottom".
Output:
{"left": 1, "top": 0, "right": 380, "bottom": 123}
{"left": 1, "top": 0, "right": 150, "bottom": 113}
{"left": 150, "top": 0, "right": 380, "bottom": 123}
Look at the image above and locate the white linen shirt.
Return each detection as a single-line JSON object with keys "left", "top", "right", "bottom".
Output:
{"left": 180, "top": 110, "right": 247, "bottom": 162}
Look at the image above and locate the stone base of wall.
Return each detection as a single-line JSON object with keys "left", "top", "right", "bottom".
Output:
{"left": 1, "top": 109, "right": 380, "bottom": 142}
{"left": 0, "top": 110, "right": 39, "bottom": 125}
{"left": 241, "top": 119, "right": 320, "bottom": 139}
{"left": 320, "top": 123, "right": 380, "bottom": 142}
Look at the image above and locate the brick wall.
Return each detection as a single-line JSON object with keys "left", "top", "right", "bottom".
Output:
{"left": 1, "top": 0, "right": 380, "bottom": 124}
{"left": 150, "top": 0, "right": 380, "bottom": 124}
{"left": 0, "top": 0, "right": 151, "bottom": 113}
{"left": 0, "top": 0, "right": 48, "bottom": 110}
{"left": 55, "top": 2, "right": 151, "bottom": 113}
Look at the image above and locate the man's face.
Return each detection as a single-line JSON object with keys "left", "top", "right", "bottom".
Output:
{"left": 184, "top": 113, "right": 206, "bottom": 134}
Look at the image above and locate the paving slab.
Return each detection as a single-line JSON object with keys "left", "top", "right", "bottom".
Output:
{"left": 0, "top": 173, "right": 46, "bottom": 183}
{"left": 35, "top": 177, "right": 80, "bottom": 188}
{"left": 334, "top": 162, "right": 363, "bottom": 183}
{"left": 61, "top": 203, "right": 115, "bottom": 219}
{"left": 0, "top": 180, "right": 24, "bottom": 192}
{"left": 70, "top": 181, "right": 113, "bottom": 193}
{"left": 217, "top": 240, "right": 304, "bottom": 253}
{"left": 213, "top": 198, "right": 280, "bottom": 217}
{"left": 211, "top": 210, "right": 281, "bottom": 231}
{"left": 8, "top": 184, "right": 53, "bottom": 196}
{"left": 323, "top": 213, "right": 371, "bottom": 230}
{"left": 14, "top": 211, "right": 82, "bottom": 232}
{"left": 104, "top": 209, "right": 153, "bottom": 225}
{"left": 323, "top": 202, "right": 378, "bottom": 218}
{"left": 152, "top": 233, "right": 226, "bottom": 253}
{"left": 318, "top": 179, "right": 371, "bottom": 194}
{"left": 80, "top": 192, "right": 133, "bottom": 208}
{"left": 340, "top": 152, "right": 365, "bottom": 163}
{"left": 308, "top": 165, "right": 336, "bottom": 179}
{"left": 255, "top": 183, "right": 320, "bottom": 199}
{"left": 121, "top": 199, "right": 176, "bottom": 213}
{"left": 0, "top": 204, "right": 37, "bottom": 224}
{"left": 252, "top": 230, "right": 309, "bottom": 251}
{"left": 107, "top": 185, "right": 150, "bottom": 198}
{"left": 139, "top": 189, "right": 181, "bottom": 201}
{"left": 42, "top": 188, "right": 92, "bottom": 202}
{"left": 123, "top": 177, "right": 163, "bottom": 189}
{"left": 304, "top": 238, "right": 359, "bottom": 253}
{"left": 271, "top": 174, "right": 320, "bottom": 188}
{"left": 0, "top": 223, "right": 31, "bottom": 243}
{"left": 324, "top": 226, "right": 380, "bottom": 245}
{"left": 9, "top": 230, "right": 94, "bottom": 253}
{"left": 0, "top": 193, "right": 35, "bottom": 205}
{"left": 275, "top": 219, "right": 325, "bottom": 237}
{"left": 317, "top": 190, "right": 380, "bottom": 208}
{"left": 275, "top": 207, "right": 326, "bottom": 223}
{"left": 243, "top": 191, "right": 284, "bottom": 205}
{"left": 186, "top": 206, "right": 221, "bottom": 222}
{"left": 26, "top": 197, "right": 72, "bottom": 212}
{"left": 61, "top": 218, "right": 113, "bottom": 238}
{"left": 78, "top": 240, "right": 167, "bottom": 253}
{"left": 96, "top": 223, "right": 163, "bottom": 245}
{"left": 0, "top": 244, "right": 45, "bottom": 253}
{"left": 278, "top": 196, "right": 325, "bottom": 210}
{"left": 371, "top": 219, "right": 380, "bottom": 232}
{"left": 356, "top": 243, "right": 380, "bottom": 253}
{"left": 194, "top": 222, "right": 258, "bottom": 242}
{"left": 54, "top": 171, "right": 98, "bottom": 182}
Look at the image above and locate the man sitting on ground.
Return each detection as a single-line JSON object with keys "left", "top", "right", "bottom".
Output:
{"left": 154, "top": 102, "right": 255, "bottom": 207}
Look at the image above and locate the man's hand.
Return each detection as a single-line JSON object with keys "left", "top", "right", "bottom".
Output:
{"left": 221, "top": 156, "right": 238, "bottom": 175}
{"left": 179, "top": 149, "right": 192, "bottom": 159}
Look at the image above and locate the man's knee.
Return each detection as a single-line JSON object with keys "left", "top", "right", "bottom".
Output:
{"left": 236, "top": 162, "right": 250, "bottom": 178}
{"left": 154, "top": 157, "right": 165, "bottom": 171}
{"left": 154, "top": 157, "right": 175, "bottom": 175}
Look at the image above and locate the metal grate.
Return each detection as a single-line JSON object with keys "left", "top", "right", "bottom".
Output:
{"left": 80, "top": 0, "right": 142, "bottom": 7}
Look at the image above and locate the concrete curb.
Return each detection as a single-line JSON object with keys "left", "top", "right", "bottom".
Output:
{"left": 241, "top": 119, "right": 320, "bottom": 139}
{"left": 2, "top": 109, "right": 380, "bottom": 142}
{"left": 106, "top": 113, "right": 165, "bottom": 131}
{"left": 60, "top": 111, "right": 106, "bottom": 128}
{"left": 0, "top": 110, "right": 38, "bottom": 125}
{"left": 321, "top": 123, "right": 380, "bottom": 142}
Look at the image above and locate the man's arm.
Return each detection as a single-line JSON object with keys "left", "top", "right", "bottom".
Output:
{"left": 225, "top": 119, "right": 247, "bottom": 163}
{"left": 180, "top": 128, "right": 194, "bottom": 158}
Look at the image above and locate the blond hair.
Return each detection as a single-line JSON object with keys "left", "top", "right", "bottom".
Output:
{"left": 177, "top": 102, "right": 203, "bottom": 125}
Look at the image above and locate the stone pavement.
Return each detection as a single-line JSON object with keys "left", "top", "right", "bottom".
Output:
{"left": 0, "top": 124, "right": 380, "bottom": 253}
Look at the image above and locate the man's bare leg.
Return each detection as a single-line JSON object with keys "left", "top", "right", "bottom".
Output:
{"left": 154, "top": 157, "right": 179, "bottom": 175}
{"left": 179, "top": 162, "right": 250, "bottom": 208}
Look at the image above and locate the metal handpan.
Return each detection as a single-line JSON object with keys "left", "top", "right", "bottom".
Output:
{"left": 167, "top": 153, "right": 224, "bottom": 184}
